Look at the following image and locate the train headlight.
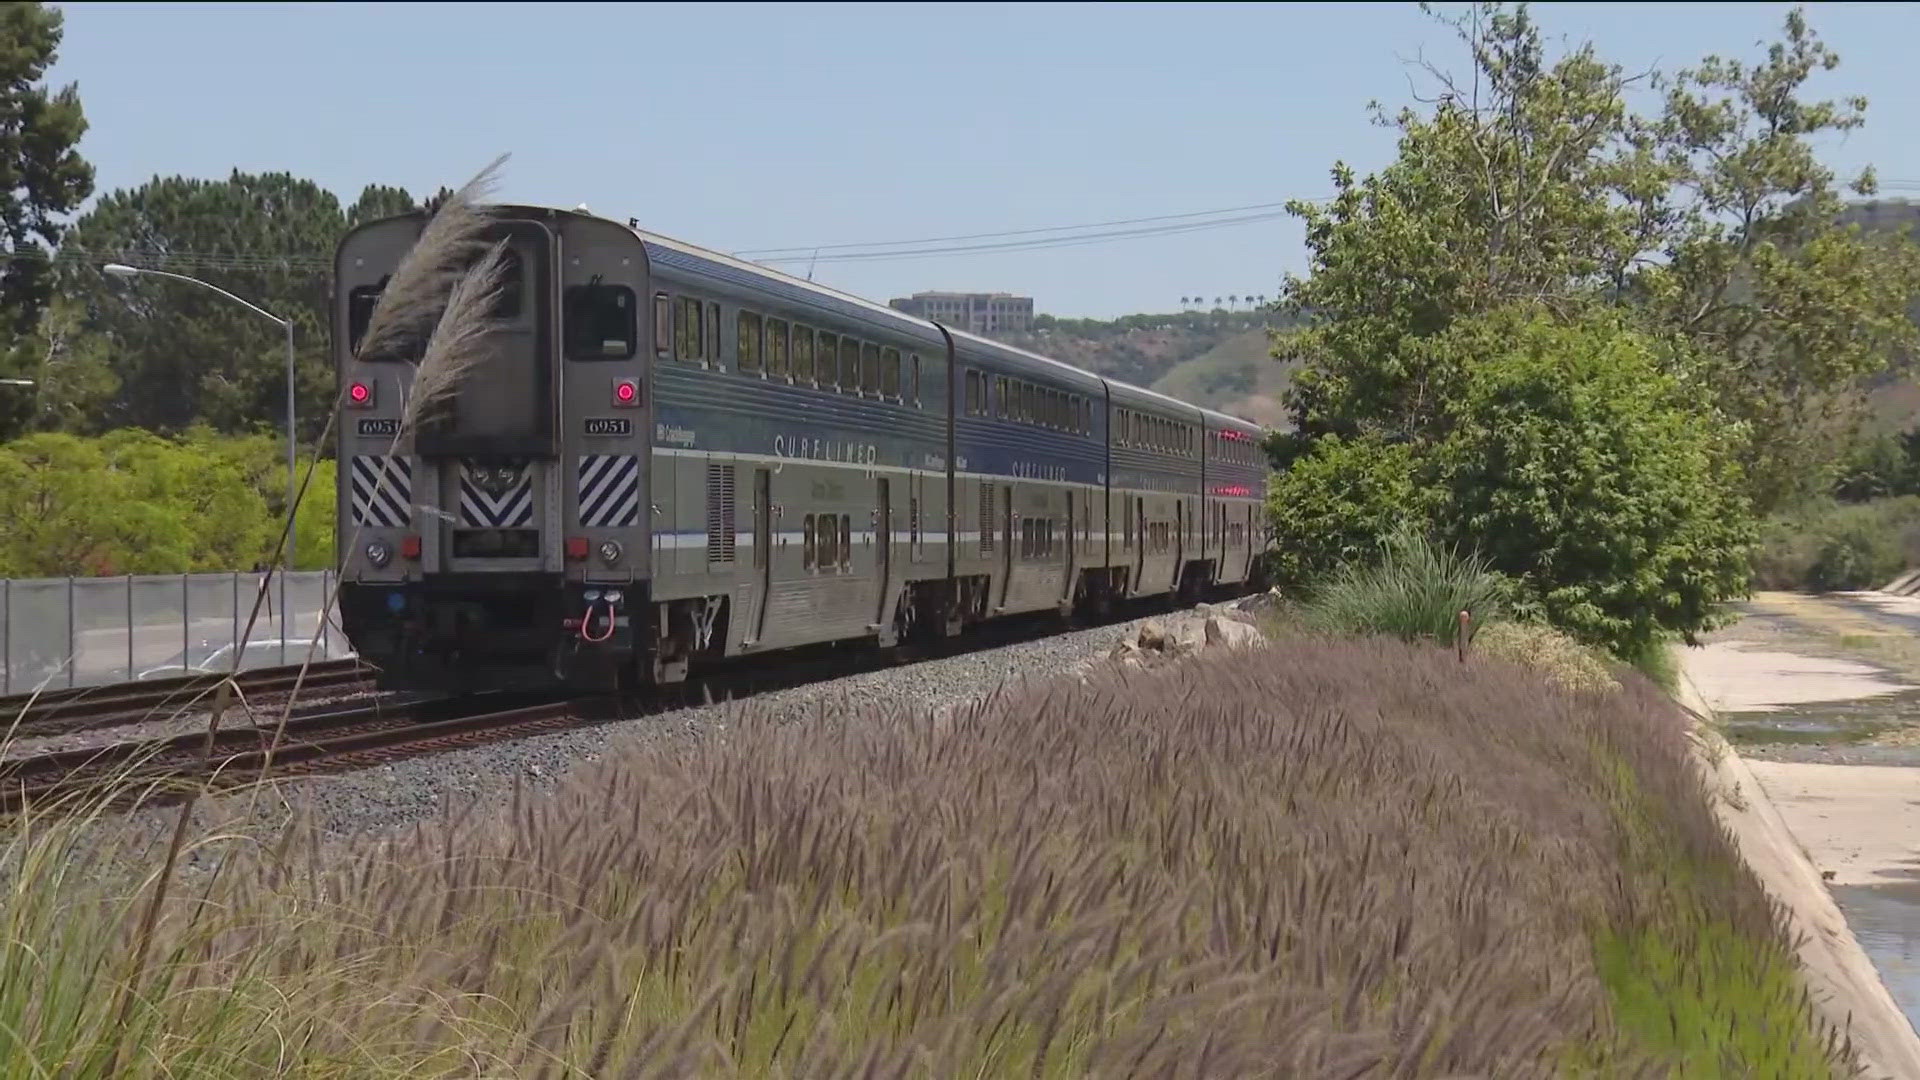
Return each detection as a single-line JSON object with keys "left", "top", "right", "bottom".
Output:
{"left": 364, "top": 540, "right": 392, "bottom": 568}
{"left": 598, "top": 539, "right": 622, "bottom": 566}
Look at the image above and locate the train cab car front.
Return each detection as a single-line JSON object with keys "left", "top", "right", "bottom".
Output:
{"left": 333, "top": 205, "right": 655, "bottom": 695}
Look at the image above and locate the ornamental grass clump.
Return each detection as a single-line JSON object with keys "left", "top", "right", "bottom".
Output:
{"left": 0, "top": 636, "right": 1854, "bottom": 1077}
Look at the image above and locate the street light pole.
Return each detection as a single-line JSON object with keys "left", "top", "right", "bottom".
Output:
{"left": 104, "top": 263, "right": 300, "bottom": 661}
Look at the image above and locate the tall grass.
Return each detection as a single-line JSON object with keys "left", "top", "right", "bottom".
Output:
{"left": 1297, "top": 524, "right": 1511, "bottom": 645}
{"left": 0, "top": 638, "right": 1853, "bottom": 1077}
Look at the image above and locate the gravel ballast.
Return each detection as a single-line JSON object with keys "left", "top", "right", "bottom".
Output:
{"left": 98, "top": 613, "right": 1189, "bottom": 864}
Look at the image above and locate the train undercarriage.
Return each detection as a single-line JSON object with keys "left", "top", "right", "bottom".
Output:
{"left": 339, "top": 557, "right": 1263, "bottom": 697}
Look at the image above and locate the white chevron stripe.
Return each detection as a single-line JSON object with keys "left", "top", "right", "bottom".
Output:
{"left": 350, "top": 455, "right": 412, "bottom": 528}
{"left": 458, "top": 463, "right": 534, "bottom": 527}
{"left": 578, "top": 454, "right": 640, "bottom": 528}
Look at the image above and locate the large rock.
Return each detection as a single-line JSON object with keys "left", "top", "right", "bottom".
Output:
{"left": 1137, "top": 620, "right": 1171, "bottom": 652}
{"left": 1204, "top": 616, "right": 1264, "bottom": 649}
{"left": 1172, "top": 618, "right": 1208, "bottom": 651}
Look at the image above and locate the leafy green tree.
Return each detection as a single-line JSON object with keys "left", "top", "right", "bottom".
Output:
{"left": 0, "top": 428, "right": 320, "bottom": 576}
{"left": 57, "top": 175, "right": 421, "bottom": 441}
{"left": 184, "top": 426, "right": 335, "bottom": 569}
{"left": 1277, "top": 3, "right": 1920, "bottom": 513}
{"left": 1263, "top": 433, "right": 1423, "bottom": 592}
{"left": 0, "top": 432, "right": 194, "bottom": 575}
{"left": 1427, "top": 308, "right": 1755, "bottom": 654}
{"left": 19, "top": 293, "right": 114, "bottom": 431}
{"left": 0, "top": 1, "right": 93, "bottom": 440}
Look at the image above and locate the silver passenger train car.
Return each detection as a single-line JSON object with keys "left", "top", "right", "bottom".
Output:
{"left": 334, "top": 205, "right": 1271, "bottom": 692}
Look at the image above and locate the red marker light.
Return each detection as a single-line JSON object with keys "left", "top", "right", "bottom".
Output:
{"left": 400, "top": 534, "right": 421, "bottom": 559}
{"left": 347, "top": 380, "right": 373, "bottom": 407}
{"left": 612, "top": 379, "right": 640, "bottom": 407}
{"left": 565, "top": 536, "right": 589, "bottom": 560}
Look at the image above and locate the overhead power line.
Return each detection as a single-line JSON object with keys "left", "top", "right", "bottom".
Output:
{"left": 730, "top": 198, "right": 1311, "bottom": 258}
{"left": 747, "top": 208, "right": 1301, "bottom": 267}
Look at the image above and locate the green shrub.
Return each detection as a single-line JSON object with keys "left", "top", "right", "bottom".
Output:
{"left": 1300, "top": 524, "right": 1511, "bottom": 646}
{"left": 1264, "top": 434, "right": 1425, "bottom": 593}
{"left": 1427, "top": 308, "right": 1756, "bottom": 659}
{"left": 1472, "top": 620, "right": 1620, "bottom": 694}
{"left": 1751, "top": 495, "right": 1920, "bottom": 592}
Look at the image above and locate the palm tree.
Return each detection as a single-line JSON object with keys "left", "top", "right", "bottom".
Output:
{"left": 1228, "top": 294, "right": 1239, "bottom": 310}
{"left": 1179, "top": 296, "right": 1189, "bottom": 309}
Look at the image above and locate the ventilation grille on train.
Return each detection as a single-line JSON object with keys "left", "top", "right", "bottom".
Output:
{"left": 706, "top": 463, "right": 736, "bottom": 565}
{"left": 978, "top": 483, "right": 994, "bottom": 555}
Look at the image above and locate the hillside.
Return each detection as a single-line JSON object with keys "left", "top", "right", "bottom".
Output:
{"left": 989, "top": 309, "right": 1298, "bottom": 426}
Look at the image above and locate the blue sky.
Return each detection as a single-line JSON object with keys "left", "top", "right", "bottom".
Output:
{"left": 46, "top": 1, "right": 1920, "bottom": 318}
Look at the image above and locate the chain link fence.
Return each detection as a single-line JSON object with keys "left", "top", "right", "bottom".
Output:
{"left": 0, "top": 571, "right": 352, "bottom": 694}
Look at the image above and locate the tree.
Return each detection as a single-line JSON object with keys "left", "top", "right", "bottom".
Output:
{"left": 1648, "top": 10, "right": 1920, "bottom": 511}
{"left": 1263, "top": 433, "right": 1424, "bottom": 592}
{"left": 1277, "top": 3, "right": 1919, "bottom": 514}
{"left": 57, "top": 174, "right": 422, "bottom": 440}
{"left": 0, "top": 2, "right": 93, "bottom": 441}
{"left": 1427, "top": 308, "right": 1754, "bottom": 655}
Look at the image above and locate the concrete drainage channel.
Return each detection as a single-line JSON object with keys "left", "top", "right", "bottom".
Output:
{"left": 1679, "top": 588, "right": 1920, "bottom": 1079}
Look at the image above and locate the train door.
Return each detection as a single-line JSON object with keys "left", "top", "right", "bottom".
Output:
{"left": 751, "top": 468, "right": 771, "bottom": 645}
{"left": 420, "top": 221, "right": 558, "bottom": 576}
{"left": 1218, "top": 503, "right": 1228, "bottom": 569}
{"left": 1245, "top": 505, "right": 1257, "bottom": 579}
{"left": 1062, "top": 490, "right": 1077, "bottom": 607}
{"left": 1174, "top": 500, "right": 1185, "bottom": 591}
{"left": 875, "top": 477, "right": 892, "bottom": 626}
{"left": 1121, "top": 495, "right": 1136, "bottom": 591}
{"left": 1000, "top": 485, "right": 1015, "bottom": 609}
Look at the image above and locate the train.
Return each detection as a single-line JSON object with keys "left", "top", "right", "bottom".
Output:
{"left": 333, "top": 205, "right": 1273, "bottom": 693}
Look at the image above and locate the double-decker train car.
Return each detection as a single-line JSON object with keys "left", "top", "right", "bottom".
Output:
{"left": 335, "top": 205, "right": 1271, "bottom": 692}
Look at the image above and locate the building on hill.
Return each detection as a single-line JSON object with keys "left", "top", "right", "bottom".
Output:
{"left": 888, "top": 291, "right": 1034, "bottom": 334}
{"left": 1840, "top": 198, "right": 1920, "bottom": 233}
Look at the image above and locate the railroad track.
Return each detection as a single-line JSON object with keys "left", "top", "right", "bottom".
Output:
{"left": 0, "top": 690, "right": 608, "bottom": 814}
{"left": 0, "top": 658, "right": 375, "bottom": 738}
{"left": 0, "top": 588, "right": 1259, "bottom": 819}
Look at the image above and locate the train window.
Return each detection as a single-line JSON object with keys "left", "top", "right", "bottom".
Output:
{"left": 815, "top": 332, "right": 837, "bottom": 389}
{"left": 737, "top": 310, "right": 763, "bottom": 374}
{"left": 347, "top": 280, "right": 386, "bottom": 358}
{"left": 490, "top": 247, "right": 524, "bottom": 320}
{"left": 792, "top": 325, "right": 814, "bottom": 384}
{"left": 803, "top": 515, "right": 816, "bottom": 570}
{"left": 675, "top": 297, "right": 702, "bottom": 362}
{"left": 767, "top": 319, "right": 789, "bottom": 379}
{"left": 910, "top": 354, "right": 921, "bottom": 406}
{"left": 965, "top": 370, "right": 982, "bottom": 415}
{"left": 839, "top": 514, "right": 852, "bottom": 569}
{"left": 994, "top": 376, "right": 1007, "bottom": 420}
{"left": 707, "top": 303, "right": 721, "bottom": 366}
{"left": 563, "top": 284, "right": 637, "bottom": 360}
{"left": 653, "top": 293, "right": 671, "bottom": 357}
{"left": 881, "top": 347, "right": 900, "bottom": 399}
{"left": 861, "top": 342, "right": 881, "bottom": 395}
{"left": 839, "top": 338, "right": 860, "bottom": 394}
{"left": 1083, "top": 398, "right": 1092, "bottom": 436}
